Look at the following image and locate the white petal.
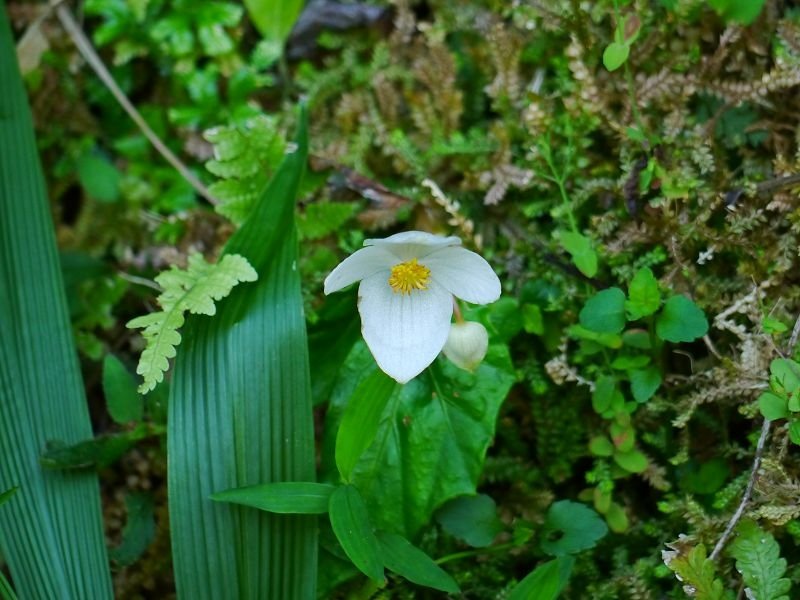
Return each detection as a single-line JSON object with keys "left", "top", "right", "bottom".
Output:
{"left": 358, "top": 272, "right": 453, "bottom": 383}
{"left": 324, "top": 246, "right": 397, "bottom": 295}
{"left": 423, "top": 246, "right": 501, "bottom": 304}
{"left": 365, "top": 230, "right": 461, "bottom": 261}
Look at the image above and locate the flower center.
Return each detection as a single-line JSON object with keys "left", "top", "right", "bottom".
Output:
{"left": 388, "top": 259, "right": 431, "bottom": 294}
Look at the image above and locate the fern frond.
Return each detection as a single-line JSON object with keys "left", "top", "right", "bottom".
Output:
{"left": 127, "top": 253, "right": 257, "bottom": 393}
{"left": 663, "top": 542, "right": 726, "bottom": 600}
{"left": 728, "top": 520, "right": 791, "bottom": 600}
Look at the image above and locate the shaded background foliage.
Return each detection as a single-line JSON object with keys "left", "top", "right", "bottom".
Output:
{"left": 5, "top": 0, "right": 800, "bottom": 597}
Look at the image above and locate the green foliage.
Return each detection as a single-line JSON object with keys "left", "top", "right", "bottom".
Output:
{"left": 127, "top": 253, "right": 257, "bottom": 393}
{"left": 211, "top": 482, "right": 336, "bottom": 514}
{"left": 580, "top": 288, "right": 627, "bottom": 334}
{"left": 102, "top": 354, "right": 143, "bottom": 423}
{"left": 508, "top": 557, "right": 574, "bottom": 600}
{"left": 758, "top": 357, "right": 800, "bottom": 443}
{"left": 243, "top": 0, "right": 304, "bottom": 50}
{"left": 435, "top": 494, "right": 504, "bottom": 548}
{"left": 377, "top": 531, "right": 459, "bottom": 594}
{"left": 109, "top": 492, "right": 156, "bottom": 567}
{"left": 655, "top": 295, "right": 709, "bottom": 343}
{"left": 709, "top": 0, "right": 766, "bottom": 24}
{"left": 626, "top": 267, "right": 661, "bottom": 320}
{"left": 329, "top": 485, "right": 384, "bottom": 583}
{"left": 557, "top": 230, "right": 598, "bottom": 277}
{"left": 540, "top": 501, "right": 608, "bottom": 557}
{"left": 728, "top": 520, "right": 791, "bottom": 600}
{"left": 40, "top": 424, "right": 161, "bottom": 470}
{"left": 665, "top": 543, "right": 727, "bottom": 600}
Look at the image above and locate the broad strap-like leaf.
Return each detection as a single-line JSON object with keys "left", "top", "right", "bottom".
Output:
{"left": 0, "top": 5, "right": 112, "bottom": 598}
{"left": 168, "top": 106, "right": 317, "bottom": 599}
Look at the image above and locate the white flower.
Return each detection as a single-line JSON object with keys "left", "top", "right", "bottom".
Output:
{"left": 324, "top": 231, "right": 501, "bottom": 383}
{"left": 443, "top": 321, "right": 489, "bottom": 372}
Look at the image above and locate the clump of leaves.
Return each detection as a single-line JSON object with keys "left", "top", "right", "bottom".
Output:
{"left": 127, "top": 253, "right": 257, "bottom": 392}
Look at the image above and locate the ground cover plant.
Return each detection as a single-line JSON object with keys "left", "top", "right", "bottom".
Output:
{"left": 2, "top": 0, "right": 800, "bottom": 598}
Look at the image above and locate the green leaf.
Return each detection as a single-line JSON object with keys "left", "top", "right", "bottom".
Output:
{"left": 377, "top": 531, "right": 459, "bottom": 594}
{"left": 603, "top": 41, "right": 629, "bottom": 71}
{"left": 568, "top": 325, "right": 623, "bottom": 348}
{"left": 709, "top": 0, "right": 765, "bottom": 25}
{"left": 540, "top": 500, "right": 608, "bottom": 557}
{"left": 244, "top": 0, "right": 304, "bottom": 47}
{"left": 435, "top": 494, "right": 503, "bottom": 548}
{"left": 76, "top": 151, "right": 121, "bottom": 203}
{"left": 728, "top": 520, "right": 791, "bottom": 600}
{"left": 604, "top": 501, "right": 629, "bottom": 533}
{"left": 168, "top": 106, "right": 317, "bottom": 599}
{"left": 625, "top": 267, "right": 661, "bottom": 320}
{"left": 622, "top": 329, "right": 652, "bottom": 349}
{"left": 127, "top": 253, "right": 258, "bottom": 393}
{"left": 508, "top": 556, "right": 574, "bottom": 600}
{"left": 611, "top": 354, "right": 650, "bottom": 370}
{"left": 613, "top": 449, "right": 648, "bottom": 473}
{"left": 109, "top": 493, "right": 156, "bottom": 567}
{"left": 0, "top": 487, "right": 17, "bottom": 506}
{"left": 763, "top": 316, "right": 788, "bottom": 335}
{"left": 39, "top": 424, "right": 158, "bottom": 470}
{"left": 335, "top": 370, "right": 397, "bottom": 481}
{"left": 0, "top": 9, "right": 113, "bottom": 596}
{"left": 592, "top": 376, "right": 617, "bottom": 413}
{"left": 329, "top": 485, "right": 384, "bottom": 583}
{"left": 769, "top": 358, "right": 800, "bottom": 394}
{"left": 589, "top": 436, "right": 614, "bottom": 457}
{"left": 522, "top": 303, "right": 544, "bottom": 335}
{"left": 580, "top": 288, "right": 626, "bottom": 334}
{"left": 789, "top": 421, "right": 800, "bottom": 445}
{"left": 297, "top": 202, "right": 358, "bottom": 240}
{"left": 759, "top": 392, "right": 789, "bottom": 421}
{"left": 102, "top": 354, "right": 143, "bottom": 423}
{"left": 557, "top": 230, "right": 598, "bottom": 277}
{"left": 324, "top": 343, "right": 515, "bottom": 537}
{"left": 665, "top": 543, "right": 725, "bottom": 600}
{"left": 656, "top": 295, "right": 709, "bottom": 342}
{"left": 211, "top": 482, "right": 336, "bottom": 514}
{"left": 629, "top": 366, "right": 662, "bottom": 403}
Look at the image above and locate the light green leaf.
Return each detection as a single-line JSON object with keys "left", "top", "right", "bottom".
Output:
{"left": 665, "top": 543, "right": 726, "bottom": 600}
{"left": 0, "top": 10, "right": 112, "bottom": 596}
{"left": 211, "top": 482, "right": 336, "bottom": 514}
{"left": 76, "top": 152, "right": 121, "bottom": 203}
{"left": 759, "top": 392, "right": 789, "bottom": 421}
{"left": 436, "top": 494, "right": 503, "bottom": 548}
{"left": 377, "top": 531, "right": 459, "bottom": 594}
{"left": 324, "top": 343, "right": 514, "bottom": 537}
{"left": 604, "top": 501, "right": 629, "bottom": 533}
{"left": 109, "top": 493, "right": 156, "bottom": 567}
{"left": 580, "top": 288, "right": 626, "bottom": 334}
{"left": 297, "top": 202, "right": 358, "bottom": 240}
{"left": 589, "top": 436, "right": 614, "bottom": 457}
{"left": 728, "top": 520, "right": 791, "bottom": 600}
{"left": 592, "top": 376, "right": 617, "bottom": 414}
{"left": 557, "top": 230, "right": 598, "bottom": 277}
{"left": 329, "top": 485, "right": 384, "bottom": 583}
{"left": 603, "top": 41, "right": 629, "bottom": 71}
{"left": 613, "top": 448, "right": 648, "bottom": 473}
{"left": 168, "top": 106, "right": 317, "bottom": 599}
{"left": 789, "top": 421, "right": 800, "bottom": 445}
{"left": 102, "top": 354, "right": 143, "bottom": 423}
{"left": 127, "top": 253, "right": 258, "bottom": 393}
{"left": 656, "top": 295, "right": 709, "bottom": 342}
{"left": 629, "top": 366, "right": 662, "bottom": 403}
{"left": 611, "top": 354, "right": 650, "bottom": 370}
{"left": 508, "top": 556, "right": 574, "bottom": 600}
{"left": 335, "top": 370, "right": 397, "bottom": 481}
{"left": 244, "top": 0, "right": 304, "bottom": 47}
{"left": 540, "top": 501, "right": 608, "bottom": 556}
{"left": 769, "top": 358, "right": 800, "bottom": 394}
{"left": 762, "top": 316, "right": 788, "bottom": 335}
{"left": 625, "top": 267, "right": 661, "bottom": 320}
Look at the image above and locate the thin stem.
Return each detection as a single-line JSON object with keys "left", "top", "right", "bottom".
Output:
{"left": 435, "top": 541, "right": 517, "bottom": 565}
{"left": 50, "top": 0, "right": 219, "bottom": 206}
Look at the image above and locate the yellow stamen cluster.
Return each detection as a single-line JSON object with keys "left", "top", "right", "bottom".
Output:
{"left": 388, "top": 259, "right": 431, "bottom": 294}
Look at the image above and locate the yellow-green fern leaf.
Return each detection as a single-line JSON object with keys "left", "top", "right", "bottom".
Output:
{"left": 127, "top": 253, "right": 257, "bottom": 393}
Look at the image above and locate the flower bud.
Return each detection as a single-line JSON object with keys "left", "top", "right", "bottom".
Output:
{"left": 443, "top": 321, "right": 489, "bottom": 372}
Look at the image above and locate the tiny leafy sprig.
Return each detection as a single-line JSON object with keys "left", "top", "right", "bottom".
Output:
{"left": 127, "top": 253, "right": 257, "bottom": 393}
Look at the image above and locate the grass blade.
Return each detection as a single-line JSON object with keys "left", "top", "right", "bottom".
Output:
{"left": 0, "top": 4, "right": 112, "bottom": 597}
{"left": 168, "top": 107, "right": 317, "bottom": 599}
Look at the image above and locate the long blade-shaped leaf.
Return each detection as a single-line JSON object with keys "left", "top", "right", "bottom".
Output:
{"left": 0, "top": 4, "right": 112, "bottom": 598}
{"left": 168, "top": 108, "right": 317, "bottom": 598}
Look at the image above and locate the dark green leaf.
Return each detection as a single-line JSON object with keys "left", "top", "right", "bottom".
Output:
{"left": 436, "top": 494, "right": 503, "bottom": 548}
{"left": 558, "top": 230, "right": 598, "bottom": 277}
{"left": 540, "top": 501, "right": 608, "bottom": 556}
{"left": 40, "top": 424, "right": 157, "bottom": 470}
{"left": 629, "top": 366, "right": 662, "bottom": 403}
{"left": 759, "top": 392, "right": 789, "bottom": 421}
{"left": 329, "top": 485, "right": 384, "bottom": 583}
{"left": 508, "top": 556, "right": 574, "bottom": 600}
{"left": 335, "top": 370, "right": 397, "bottom": 481}
{"left": 109, "top": 493, "right": 156, "bottom": 567}
{"left": 377, "top": 531, "right": 459, "bottom": 594}
{"left": 625, "top": 267, "right": 661, "bottom": 320}
{"left": 580, "top": 288, "right": 626, "bottom": 334}
{"left": 102, "top": 354, "right": 143, "bottom": 424}
{"left": 0, "top": 487, "right": 17, "bottom": 506}
{"left": 656, "top": 295, "right": 708, "bottom": 342}
{"left": 211, "top": 482, "right": 336, "bottom": 514}
{"left": 0, "top": 10, "right": 113, "bottom": 595}
{"left": 168, "top": 107, "right": 317, "bottom": 599}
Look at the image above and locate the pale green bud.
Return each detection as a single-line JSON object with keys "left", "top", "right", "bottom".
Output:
{"left": 443, "top": 321, "right": 488, "bottom": 372}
